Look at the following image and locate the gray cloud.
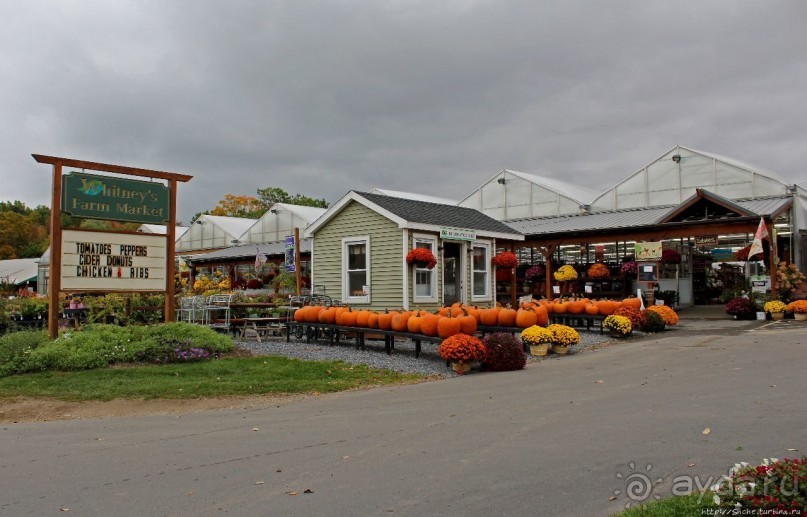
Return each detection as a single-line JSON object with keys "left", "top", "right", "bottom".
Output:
{"left": 2, "top": 0, "right": 806, "bottom": 222}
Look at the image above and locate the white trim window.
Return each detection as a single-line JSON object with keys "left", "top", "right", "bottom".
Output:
{"left": 412, "top": 235, "right": 437, "bottom": 302}
{"left": 471, "top": 241, "right": 491, "bottom": 301}
{"left": 342, "top": 236, "right": 370, "bottom": 303}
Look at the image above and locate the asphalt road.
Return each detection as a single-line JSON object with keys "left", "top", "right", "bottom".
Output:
{"left": 1, "top": 318, "right": 805, "bottom": 516}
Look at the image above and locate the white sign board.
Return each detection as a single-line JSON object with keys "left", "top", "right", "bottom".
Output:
{"left": 61, "top": 230, "right": 166, "bottom": 291}
{"left": 440, "top": 227, "right": 477, "bottom": 242}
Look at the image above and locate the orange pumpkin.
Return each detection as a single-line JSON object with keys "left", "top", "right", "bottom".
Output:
{"left": 596, "top": 300, "right": 620, "bottom": 316}
{"left": 377, "top": 310, "right": 396, "bottom": 330}
{"left": 391, "top": 312, "right": 410, "bottom": 332}
{"left": 338, "top": 306, "right": 357, "bottom": 326}
{"left": 479, "top": 307, "right": 499, "bottom": 326}
{"left": 621, "top": 297, "right": 642, "bottom": 311}
{"left": 438, "top": 306, "right": 451, "bottom": 317}
{"left": 407, "top": 310, "right": 423, "bottom": 334}
{"left": 567, "top": 299, "right": 586, "bottom": 315}
{"left": 355, "top": 310, "right": 371, "bottom": 327}
{"left": 498, "top": 307, "right": 517, "bottom": 327}
{"left": 437, "top": 313, "right": 462, "bottom": 338}
{"left": 553, "top": 301, "right": 568, "bottom": 314}
{"left": 420, "top": 312, "right": 440, "bottom": 336}
{"left": 532, "top": 304, "right": 549, "bottom": 327}
{"left": 458, "top": 309, "right": 478, "bottom": 335}
{"left": 318, "top": 306, "right": 337, "bottom": 324}
{"left": 584, "top": 302, "right": 599, "bottom": 315}
{"left": 515, "top": 308, "right": 538, "bottom": 328}
{"left": 305, "top": 305, "right": 323, "bottom": 323}
{"left": 367, "top": 312, "right": 380, "bottom": 329}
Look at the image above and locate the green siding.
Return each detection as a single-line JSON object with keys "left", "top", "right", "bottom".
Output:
{"left": 312, "top": 201, "right": 404, "bottom": 310}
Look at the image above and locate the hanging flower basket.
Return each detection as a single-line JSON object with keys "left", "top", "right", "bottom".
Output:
{"left": 406, "top": 248, "right": 437, "bottom": 269}
{"left": 620, "top": 261, "right": 638, "bottom": 276}
{"left": 660, "top": 249, "right": 681, "bottom": 264}
{"left": 492, "top": 251, "right": 518, "bottom": 268}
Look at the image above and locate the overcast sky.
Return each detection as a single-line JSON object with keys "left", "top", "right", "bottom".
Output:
{"left": 2, "top": 1, "right": 806, "bottom": 223}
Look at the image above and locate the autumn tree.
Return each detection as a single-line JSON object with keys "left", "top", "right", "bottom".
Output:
{"left": 210, "top": 194, "right": 266, "bottom": 219}
{"left": 0, "top": 210, "right": 48, "bottom": 259}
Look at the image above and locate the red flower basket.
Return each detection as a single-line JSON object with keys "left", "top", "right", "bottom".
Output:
{"left": 406, "top": 248, "right": 437, "bottom": 269}
{"left": 492, "top": 251, "right": 518, "bottom": 268}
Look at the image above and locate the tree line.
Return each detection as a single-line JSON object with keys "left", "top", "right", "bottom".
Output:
{"left": 1, "top": 187, "right": 327, "bottom": 259}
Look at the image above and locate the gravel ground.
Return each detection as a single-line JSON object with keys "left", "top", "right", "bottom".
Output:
{"left": 235, "top": 329, "right": 619, "bottom": 378}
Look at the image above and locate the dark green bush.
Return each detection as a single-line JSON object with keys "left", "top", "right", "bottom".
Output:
{"left": 0, "top": 323, "right": 234, "bottom": 376}
{"left": 0, "top": 330, "right": 49, "bottom": 376}
{"left": 482, "top": 333, "right": 526, "bottom": 372}
{"left": 639, "top": 310, "right": 666, "bottom": 332}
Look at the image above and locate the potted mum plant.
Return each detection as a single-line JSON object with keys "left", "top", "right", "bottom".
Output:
{"left": 786, "top": 299, "right": 807, "bottom": 321}
{"left": 546, "top": 323, "right": 579, "bottom": 355}
{"left": 763, "top": 300, "right": 787, "bottom": 320}
{"left": 725, "top": 297, "right": 756, "bottom": 320}
{"left": 438, "top": 334, "right": 487, "bottom": 374}
{"left": 521, "top": 325, "right": 554, "bottom": 356}
{"left": 603, "top": 314, "right": 632, "bottom": 338}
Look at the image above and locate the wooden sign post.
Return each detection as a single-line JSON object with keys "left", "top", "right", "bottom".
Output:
{"left": 33, "top": 154, "right": 192, "bottom": 339}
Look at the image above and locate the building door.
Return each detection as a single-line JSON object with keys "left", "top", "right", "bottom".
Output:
{"left": 442, "top": 242, "right": 463, "bottom": 305}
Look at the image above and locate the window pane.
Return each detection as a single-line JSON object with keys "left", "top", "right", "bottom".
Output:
{"left": 348, "top": 244, "right": 366, "bottom": 270}
{"left": 473, "top": 272, "right": 487, "bottom": 295}
{"left": 473, "top": 247, "right": 487, "bottom": 270}
{"left": 415, "top": 270, "right": 432, "bottom": 297}
{"left": 348, "top": 271, "right": 365, "bottom": 294}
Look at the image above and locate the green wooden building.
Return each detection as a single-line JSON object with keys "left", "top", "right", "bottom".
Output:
{"left": 304, "top": 191, "right": 523, "bottom": 311}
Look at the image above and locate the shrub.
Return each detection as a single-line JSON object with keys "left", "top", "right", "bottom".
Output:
{"left": 639, "top": 310, "right": 666, "bottom": 332}
{"left": 0, "top": 323, "right": 234, "bottom": 377}
{"left": 246, "top": 278, "right": 264, "bottom": 289}
{"left": 481, "top": 333, "right": 526, "bottom": 372}
{"left": 0, "top": 330, "right": 49, "bottom": 376}
{"left": 647, "top": 305, "right": 679, "bottom": 326}
{"left": 613, "top": 306, "right": 642, "bottom": 328}
{"left": 437, "top": 334, "right": 486, "bottom": 363}
{"left": 546, "top": 324, "right": 580, "bottom": 346}
{"left": 725, "top": 297, "right": 756, "bottom": 318}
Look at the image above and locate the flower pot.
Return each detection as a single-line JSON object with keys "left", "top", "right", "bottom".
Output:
{"left": 451, "top": 361, "right": 471, "bottom": 374}
{"left": 530, "top": 343, "right": 551, "bottom": 356}
{"left": 795, "top": 313, "right": 807, "bottom": 321}
{"left": 608, "top": 330, "right": 629, "bottom": 339}
{"left": 553, "top": 344, "right": 570, "bottom": 355}
{"left": 771, "top": 312, "right": 785, "bottom": 321}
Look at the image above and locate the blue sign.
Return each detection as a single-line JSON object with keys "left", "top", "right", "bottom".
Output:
{"left": 711, "top": 248, "right": 734, "bottom": 261}
{"left": 284, "top": 235, "right": 295, "bottom": 272}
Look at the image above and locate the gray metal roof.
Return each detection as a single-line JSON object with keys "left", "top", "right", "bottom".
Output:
{"left": 189, "top": 239, "right": 311, "bottom": 263}
{"left": 506, "top": 195, "right": 792, "bottom": 236}
{"left": 357, "top": 191, "right": 522, "bottom": 236}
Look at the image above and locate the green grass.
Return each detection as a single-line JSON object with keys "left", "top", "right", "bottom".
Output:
{"left": 616, "top": 492, "right": 716, "bottom": 516}
{"left": 0, "top": 356, "right": 423, "bottom": 401}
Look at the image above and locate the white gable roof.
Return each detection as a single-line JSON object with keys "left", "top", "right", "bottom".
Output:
{"left": 137, "top": 224, "right": 190, "bottom": 240}
{"left": 370, "top": 188, "right": 458, "bottom": 205}
{"left": 274, "top": 203, "right": 328, "bottom": 222}
{"left": 504, "top": 170, "right": 599, "bottom": 205}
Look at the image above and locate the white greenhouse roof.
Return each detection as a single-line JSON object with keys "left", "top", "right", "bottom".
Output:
{"left": 0, "top": 258, "right": 39, "bottom": 285}
{"left": 504, "top": 170, "right": 599, "bottom": 205}
{"left": 370, "top": 188, "right": 458, "bottom": 205}
{"left": 137, "top": 224, "right": 190, "bottom": 239}
{"left": 683, "top": 146, "right": 790, "bottom": 186}
{"left": 199, "top": 215, "right": 257, "bottom": 238}
{"left": 273, "top": 203, "right": 328, "bottom": 222}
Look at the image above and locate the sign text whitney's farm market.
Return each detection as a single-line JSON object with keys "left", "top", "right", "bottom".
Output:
{"left": 62, "top": 171, "right": 170, "bottom": 224}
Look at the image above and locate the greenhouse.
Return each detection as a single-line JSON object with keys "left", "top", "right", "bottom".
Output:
{"left": 460, "top": 145, "right": 806, "bottom": 307}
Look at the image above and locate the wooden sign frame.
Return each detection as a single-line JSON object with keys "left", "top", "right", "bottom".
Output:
{"left": 33, "top": 154, "right": 193, "bottom": 339}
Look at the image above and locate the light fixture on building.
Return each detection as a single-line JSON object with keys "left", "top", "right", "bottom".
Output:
{"left": 497, "top": 178, "right": 506, "bottom": 184}
{"left": 270, "top": 209, "right": 278, "bottom": 214}
{"left": 672, "top": 155, "right": 682, "bottom": 163}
